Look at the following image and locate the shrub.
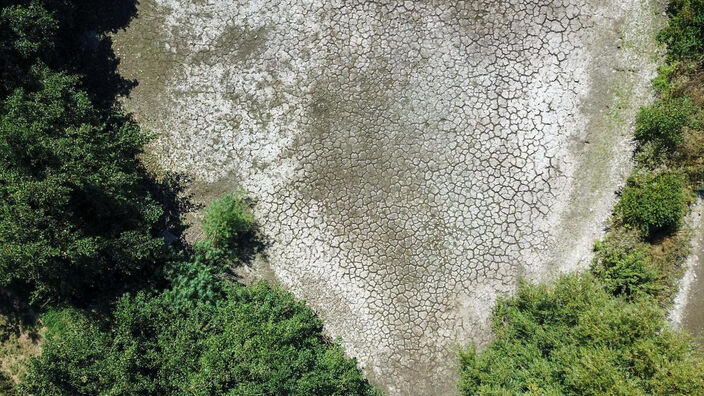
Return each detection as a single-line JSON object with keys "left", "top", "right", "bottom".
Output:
{"left": 634, "top": 97, "right": 698, "bottom": 149}
{"left": 658, "top": 0, "right": 704, "bottom": 62}
{"left": 459, "top": 275, "right": 704, "bottom": 395}
{"left": 162, "top": 252, "right": 227, "bottom": 308}
{"left": 592, "top": 243, "right": 663, "bottom": 299}
{"left": 201, "top": 191, "right": 254, "bottom": 260}
{"left": 617, "top": 173, "right": 688, "bottom": 238}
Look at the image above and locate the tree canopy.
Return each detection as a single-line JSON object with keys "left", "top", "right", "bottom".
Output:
{"left": 19, "top": 194, "right": 378, "bottom": 395}
{"left": 0, "top": 0, "right": 166, "bottom": 304}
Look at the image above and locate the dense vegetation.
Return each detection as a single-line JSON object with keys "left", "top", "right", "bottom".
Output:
{"left": 0, "top": 0, "right": 167, "bottom": 305}
{"left": 20, "top": 195, "right": 377, "bottom": 395}
{"left": 0, "top": 1, "right": 375, "bottom": 394}
{"left": 460, "top": 275, "right": 704, "bottom": 395}
{"left": 4, "top": 0, "right": 704, "bottom": 394}
{"left": 459, "top": 1, "right": 704, "bottom": 394}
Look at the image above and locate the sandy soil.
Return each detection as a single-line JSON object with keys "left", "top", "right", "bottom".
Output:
{"left": 113, "top": 1, "right": 663, "bottom": 394}
{"left": 670, "top": 199, "right": 704, "bottom": 339}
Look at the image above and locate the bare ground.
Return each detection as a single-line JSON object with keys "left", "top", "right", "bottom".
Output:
{"left": 113, "top": 1, "right": 664, "bottom": 394}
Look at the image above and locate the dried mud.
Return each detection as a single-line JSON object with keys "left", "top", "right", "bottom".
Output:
{"left": 113, "top": 1, "right": 663, "bottom": 394}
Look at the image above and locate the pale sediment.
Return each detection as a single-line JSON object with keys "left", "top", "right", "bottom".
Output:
{"left": 670, "top": 198, "right": 704, "bottom": 338}
{"left": 113, "top": 1, "right": 663, "bottom": 394}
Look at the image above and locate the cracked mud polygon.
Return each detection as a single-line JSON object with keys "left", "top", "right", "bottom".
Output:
{"left": 113, "top": 1, "right": 663, "bottom": 394}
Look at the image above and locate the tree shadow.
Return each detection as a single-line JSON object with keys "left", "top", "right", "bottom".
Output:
{"left": 234, "top": 222, "right": 271, "bottom": 269}
{"left": 47, "top": 0, "right": 140, "bottom": 110}
{"left": 147, "top": 171, "right": 199, "bottom": 248}
{"left": 0, "top": 290, "right": 39, "bottom": 342}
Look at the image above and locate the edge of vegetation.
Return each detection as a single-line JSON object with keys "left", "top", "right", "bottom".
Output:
{"left": 0, "top": 1, "right": 377, "bottom": 394}
{"left": 459, "top": 1, "right": 704, "bottom": 394}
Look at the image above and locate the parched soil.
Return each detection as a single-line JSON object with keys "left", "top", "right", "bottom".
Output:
{"left": 670, "top": 199, "right": 704, "bottom": 339}
{"left": 113, "top": 1, "right": 664, "bottom": 394}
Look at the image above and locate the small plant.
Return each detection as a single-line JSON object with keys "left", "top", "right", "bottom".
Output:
{"left": 618, "top": 173, "right": 688, "bottom": 238}
{"left": 201, "top": 191, "right": 255, "bottom": 259}
{"left": 634, "top": 97, "right": 698, "bottom": 149}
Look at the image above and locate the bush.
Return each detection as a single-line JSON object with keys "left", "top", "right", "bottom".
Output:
{"left": 21, "top": 283, "right": 378, "bottom": 396}
{"left": 634, "top": 97, "right": 698, "bottom": 149}
{"left": 592, "top": 243, "right": 663, "bottom": 299}
{"left": 617, "top": 173, "right": 688, "bottom": 238}
{"left": 201, "top": 191, "right": 254, "bottom": 260}
{"left": 658, "top": 0, "right": 704, "bottom": 62}
{"left": 459, "top": 275, "right": 704, "bottom": 395}
{"left": 162, "top": 251, "right": 228, "bottom": 308}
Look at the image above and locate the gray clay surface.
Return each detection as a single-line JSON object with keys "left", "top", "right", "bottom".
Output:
{"left": 670, "top": 199, "right": 704, "bottom": 340}
{"left": 113, "top": 1, "right": 663, "bottom": 394}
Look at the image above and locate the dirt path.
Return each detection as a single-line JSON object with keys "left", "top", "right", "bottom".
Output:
{"left": 114, "top": 1, "right": 663, "bottom": 394}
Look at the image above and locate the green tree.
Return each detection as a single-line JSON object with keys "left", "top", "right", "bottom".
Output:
{"left": 0, "top": 2, "right": 166, "bottom": 304}
{"left": 21, "top": 283, "right": 377, "bottom": 396}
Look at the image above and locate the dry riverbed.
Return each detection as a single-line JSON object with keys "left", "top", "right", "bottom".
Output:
{"left": 114, "top": 1, "right": 663, "bottom": 394}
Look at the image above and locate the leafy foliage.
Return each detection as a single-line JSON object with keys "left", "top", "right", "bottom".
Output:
{"left": 0, "top": 1, "right": 166, "bottom": 304}
{"left": 658, "top": 0, "right": 704, "bottom": 61}
{"left": 202, "top": 191, "right": 255, "bottom": 261}
{"left": 634, "top": 97, "right": 698, "bottom": 149}
{"left": 617, "top": 173, "right": 687, "bottom": 238}
{"left": 459, "top": 275, "right": 704, "bottom": 396}
{"left": 592, "top": 242, "right": 664, "bottom": 299}
{"left": 21, "top": 281, "right": 377, "bottom": 396}
{"left": 0, "top": 1, "right": 56, "bottom": 96}
{"left": 162, "top": 246, "right": 229, "bottom": 308}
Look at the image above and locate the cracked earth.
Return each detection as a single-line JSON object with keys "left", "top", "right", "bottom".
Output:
{"left": 114, "top": 1, "right": 663, "bottom": 394}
